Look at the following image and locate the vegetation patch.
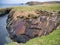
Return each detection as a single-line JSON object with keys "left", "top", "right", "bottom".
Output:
{"left": 0, "top": 8, "right": 12, "bottom": 16}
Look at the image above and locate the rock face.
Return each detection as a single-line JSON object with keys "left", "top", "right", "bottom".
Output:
{"left": 6, "top": 10, "right": 60, "bottom": 43}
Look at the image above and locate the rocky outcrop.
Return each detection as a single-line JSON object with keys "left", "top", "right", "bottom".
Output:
{"left": 6, "top": 10, "right": 60, "bottom": 43}
{"left": 0, "top": 8, "right": 12, "bottom": 16}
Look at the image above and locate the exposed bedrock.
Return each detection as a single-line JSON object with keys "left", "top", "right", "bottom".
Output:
{"left": 6, "top": 10, "right": 60, "bottom": 43}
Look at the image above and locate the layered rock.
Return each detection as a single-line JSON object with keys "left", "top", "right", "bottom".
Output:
{"left": 6, "top": 10, "right": 60, "bottom": 43}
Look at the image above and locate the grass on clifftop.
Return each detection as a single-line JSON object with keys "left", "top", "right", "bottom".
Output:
{"left": 5, "top": 28, "right": 60, "bottom": 45}
{"left": 13, "top": 4, "right": 60, "bottom": 11}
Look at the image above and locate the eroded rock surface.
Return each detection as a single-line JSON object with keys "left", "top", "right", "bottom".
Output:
{"left": 6, "top": 10, "right": 60, "bottom": 43}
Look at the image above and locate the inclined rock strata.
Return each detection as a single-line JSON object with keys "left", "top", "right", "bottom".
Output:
{"left": 6, "top": 10, "right": 60, "bottom": 43}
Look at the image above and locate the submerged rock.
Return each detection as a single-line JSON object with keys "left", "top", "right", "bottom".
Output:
{"left": 6, "top": 10, "right": 60, "bottom": 43}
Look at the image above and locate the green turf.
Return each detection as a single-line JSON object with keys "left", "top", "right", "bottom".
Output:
{"left": 25, "top": 28, "right": 60, "bottom": 45}
{"left": 13, "top": 4, "right": 60, "bottom": 11}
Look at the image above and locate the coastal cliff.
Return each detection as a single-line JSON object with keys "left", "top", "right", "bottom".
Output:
{"left": 6, "top": 9, "right": 60, "bottom": 43}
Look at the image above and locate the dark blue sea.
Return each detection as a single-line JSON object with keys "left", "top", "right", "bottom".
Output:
{"left": 0, "top": 15, "right": 12, "bottom": 45}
